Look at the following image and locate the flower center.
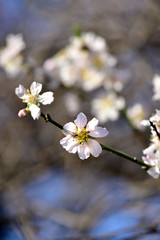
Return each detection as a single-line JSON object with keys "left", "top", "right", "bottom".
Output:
{"left": 102, "top": 98, "right": 112, "bottom": 108}
{"left": 24, "top": 89, "right": 37, "bottom": 104}
{"left": 77, "top": 128, "right": 89, "bottom": 144}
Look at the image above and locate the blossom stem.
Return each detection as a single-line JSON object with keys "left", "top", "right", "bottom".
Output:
{"left": 101, "top": 144, "right": 151, "bottom": 169}
{"left": 41, "top": 112, "right": 151, "bottom": 170}
{"left": 41, "top": 113, "right": 63, "bottom": 130}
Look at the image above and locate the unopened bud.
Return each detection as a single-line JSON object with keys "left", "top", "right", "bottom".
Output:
{"left": 18, "top": 108, "right": 29, "bottom": 118}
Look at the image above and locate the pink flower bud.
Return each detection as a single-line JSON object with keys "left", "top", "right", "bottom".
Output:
{"left": 18, "top": 109, "right": 28, "bottom": 118}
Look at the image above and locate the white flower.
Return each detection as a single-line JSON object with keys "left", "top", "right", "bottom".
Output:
{"left": 60, "top": 112, "right": 108, "bottom": 160}
{"left": 152, "top": 74, "right": 160, "bottom": 101}
{"left": 64, "top": 92, "right": 80, "bottom": 116}
{"left": 80, "top": 68, "right": 105, "bottom": 91}
{"left": 0, "top": 33, "right": 26, "bottom": 76}
{"left": 142, "top": 143, "right": 160, "bottom": 179}
{"left": 91, "top": 92, "right": 125, "bottom": 123}
{"left": 43, "top": 31, "right": 117, "bottom": 91}
{"left": 142, "top": 109, "right": 160, "bottom": 178}
{"left": 127, "top": 103, "right": 146, "bottom": 130}
{"left": 15, "top": 81, "right": 54, "bottom": 120}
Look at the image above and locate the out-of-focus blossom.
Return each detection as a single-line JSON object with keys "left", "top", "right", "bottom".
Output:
{"left": 91, "top": 92, "right": 125, "bottom": 123}
{"left": 126, "top": 103, "right": 146, "bottom": 130}
{"left": 142, "top": 110, "right": 160, "bottom": 178}
{"left": 43, "top": 32, "right": 117, "bottom": 91}
{"left": 64, "top": 92, "right": 80, "bottom": 116}
{"left": 60, "top": 112, "right": 108, "bottom": 159}
{"left": 15, "top": 81, "right": 54, "bottom": 120}
{"left": 103, "top": 69, "right": 130, "bottom": 92}
{"left": 152, "top": 74, "right": 160, "bottom": 101}
{"left": 0, "top": 33, "right": 26, "bottom": 76}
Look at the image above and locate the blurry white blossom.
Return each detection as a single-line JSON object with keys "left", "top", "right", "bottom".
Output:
{"left": 152, "top": 74, "right": 160, "bottom": 101}
{"left": 60, "top": 112, "right": 108, "bottom": 159}
{"left": 91, "top": 92, "right": 125, "bottom": 123}
{"left": 64, "top": 92, "right": 80, "bottom": 116}
{"left": 127, "top": 103, "right": 145, "bottom": 130}
{"left": 103, "top": 69, "right": 130, "bottom": 92}
{"left": 15, "top": 81, "right": 54, "bottom": 120}
{"left": 0, "top": 33, "right": 26, "bottom": 76}
{"left": 142, "top": 110, "right": 160, "bottom": 178}
{"left": 43, "top": 32, "right": 117, "bottom": 91}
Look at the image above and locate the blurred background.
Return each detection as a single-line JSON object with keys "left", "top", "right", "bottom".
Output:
{"left": 1, "top": 0, "right": 160, "bottom": 239}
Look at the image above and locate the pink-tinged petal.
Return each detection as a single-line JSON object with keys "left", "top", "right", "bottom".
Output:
{"left": 30, "top": 82, "right": 42, "bottom": 96}
{"left": 37, "top": 92, "right": 54, "bottom": 105}
{"left": 86, "top": 117, "right": 99, "bottom": 131}
{"left": 87, "top": 139, "right": 102, "bottom": 157}
{"left": 60, "top": 136, "right": 78, "bottom": 153}
{"left": 15, "top": 84, "right": 27, "bottom": 99}
{"left": 63, "top": 122, "right": 76, "bottom": 136}
{"left": 18, "top": 108, "right": 28, "bottom": 117}
{"left": 74, "top": 112, "right": 87, "bottom": 131}
{"left": 89, "top": 127, "right": 109, "bottom": 138}
{"left": 78, "top": 143, "right": 90, "bottom": 160}
{"left": 29, "top": 104, "right": 41, "bottom": 120}
{"left": 60, "top": 135, "right": 71, "bottom": 148}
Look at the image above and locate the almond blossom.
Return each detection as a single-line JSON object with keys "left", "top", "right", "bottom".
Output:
{"left": 0, "top": 33, "right": 26, "bottom": 76}
{"left": 43, "top": 31, "right": 117, "bottom": 91}
{"left": 15, "top": 81, "right": 54, "bottom": 120}
{"left": 126, "top": 103, "right": 146, "bottom": 130}
{"left": 60, "top": 112, "right": 108, "bottom": 160}
{"left": 152, "top": 74, "right": 160, "bottom": 101}
{"left": 142, "top": 110, "right": 160, "bottom": 178}
{"left": 91, "top": 92, "right": 125, "bottom": 123}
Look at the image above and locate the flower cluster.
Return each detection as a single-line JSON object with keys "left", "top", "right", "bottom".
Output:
{"left": 15, "top": 81, "right": 54, "bottom": 120}
{"left": 43, "top": 32, "right": 117, "bottom": 91}
{"left": 60, "top": 112, "right": 108, "bottom": 159}
{"left": 15, "top": 82, "right": 108, "bottom": 160}
{"left": 0, "top": 34, "right": 26, "bottom": 77}
{"left": 141, "top": 110, "right": 160, "bottom": 178}
{"left": 42, "top": 31, "right": 129, "bottom": 123}
{"left": 126, "top": 103, "right": 146, "bottom": 130}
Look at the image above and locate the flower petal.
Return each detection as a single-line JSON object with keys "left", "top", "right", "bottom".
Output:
{"left": 29, "top": 104, "right": 41, "bottom": 120}
{"left": 60, "top": 135, "right": 78, "bottom": 153}
{"left": 37, "top": 92, "right": 54, "bottom": 105}
{"left": 15, "top": 84, "right": 27, "bottom": 99}
{"left": 78, "top": 143, "right": 90, "bottom": 160}
{"left": 86, "top": 117, "right": 99, "bottom": 131}
{"left": 147, "top": 166, "right": 159, "bottom": 179}
{"left": 87, "top": 139, "right": 102, "bottom": 157}
{"left": 30, "top": 82, "right": 42, "bottom": 96}
{"left": 74, "top": 112, "right": 87, "bottom": 131}
{"left": 89, "top": 127, "right": 109, "bottom": 138}
{"left": 63, "top": 122, "right": 76, "bottom": 136}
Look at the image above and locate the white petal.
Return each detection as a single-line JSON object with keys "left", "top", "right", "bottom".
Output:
{"left": 30, "top": 82, "right": 42, "bottom": 96}
{"left": 15, "top": 84, "right": 27, "bottom": 99}
{"left": 147, "top": 166, "right": 159, "bottom": 179}
{"left": 29, "top": 104, "right": 41, "bottom": 120}
{"left": 74, "top": 112, "right": 87, "bottom": 131}
{"left": 86, "top": 117, "right": 99, "bottom": 131}
{"left": 78, "top": 143, "right": 90, "bottom": 160}
{"left": 37, "top": 92, "right": 54, "bottom": 105}
{"left": 141, "top": 119, "right": 150, "bottom": 127}
{"left": 87, "top": 139, "right": 102, "bottom": 157}
{"left": 60, "top": 136, "right": 78, "bottom": 153}
{"left": 63, "top": 122, "right": 76, "bottom": 135}
{"left": 89, "top": 127, "right": 109, "bottom": 138}
{"left": 60, "top": 135, "right": 71, "bottom": 148}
